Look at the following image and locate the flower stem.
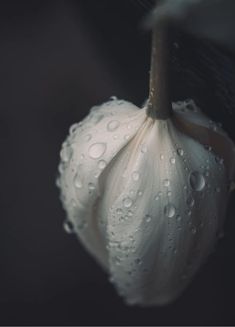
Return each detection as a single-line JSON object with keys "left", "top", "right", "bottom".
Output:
{"left": 147, "top": 26, "right": 171, "bottom": 119}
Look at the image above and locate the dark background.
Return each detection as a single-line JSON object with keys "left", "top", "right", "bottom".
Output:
{"left": 0, "top": 0, "right": 235, "bottom": 325}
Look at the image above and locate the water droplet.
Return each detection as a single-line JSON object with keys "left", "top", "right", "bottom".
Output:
{"left": 191, "top": 227, "right": 197, "bottom": 235}
{"left": 187, "top": 209, "right": 192, "bottom": 216}
{"left": 127, "top": 210, "right": 133, "bottom": 217}
{"left": 160, "top": 154, "right": 164, "bottom": 160}
{"left": 205, "top": 145, "right": 212, "bottom": 152}
{"left": 170, "top": 157, "right": 176, "bottom": 164}
{"left": 63, "top": 220, "right": 74, "bottom": 234}
{"left": 94, "top": 171, "right": 100, "bottom": 178}
{"left": 107, "top": 120, "right": 120, "bottom": 131}
{"left": 186, "top": 195, "right": 195, "bottom": 207}
{"left": 124, "top": 134, "right": 130, "bottom": 140}
{"left": 132, "top": 171, "right": 140, "bottom": 181}
{"left": 215, "top": 156, "right": 224, "bottom": 165}
{"left": 116, "top": 208, "right": 122, "bottom": 215}
{"left": 58, "top": 163, "right": 66, "bottom": 174}
{"left": 55, "top": 177, "right": 61, "bottom": 188}
{"left": 189, "top": 171, "right": 205, "bottom": 191}
{"left": 98, "top": 160, "right": 107, "bottom": 170}
{"left": 176, "top": 215, "right": 182, "bottom": 222}
{"left": 60, "top": 146, "right": 72, "bottom": 163}
{"left": 123, "top": 197, "right": 133, "bottom": 208}
{"left": 163, "top": 179, "right": 170, "bottom": 187}
{"left": 89, "top": 143, "right": 106, "bottom": 159}
{"left": 135, "top": 258, "right": 142, "bottom": 265}
{"left": 74, "top": 173, "right": 83, "bottom": 189}
{"left": 114, "top": 256, "right": 121, "bottom": 265}
{"left": 138, "top": 191, "right": 143, "bottom": 196}
{"left": 145, "top": 214, "right": 152, "bottom": 223}
{"left": 69, "top": 123, "right": 78, "bottom": 135}
{"left": 164, "top": 204, "right": 176, "bottom": 218}
{"left": 88, "top": 183, "right": 95, "bottom": 190}
{"left": 167, "top": 191, "right": 172, "bottom": 197}
{"left": 177, "top": 148, "right": 184, "bottom": 156}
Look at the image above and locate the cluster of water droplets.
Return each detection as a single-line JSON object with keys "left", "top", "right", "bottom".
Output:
{"left": 172, "top": 99, "right": 199, "bottom": 114}
{"left": 124, "top": 114, "right": 224, "bottom": 284}
{"left": 128, "top": 130, "right": 226, "bottom": 283}
{"left": 56, "top": 96, "right": 147, "bottom": 235}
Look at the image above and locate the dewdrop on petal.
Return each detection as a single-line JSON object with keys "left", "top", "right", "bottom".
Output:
{"left": 56, "top": 27, "right": 235, "bottom": 306}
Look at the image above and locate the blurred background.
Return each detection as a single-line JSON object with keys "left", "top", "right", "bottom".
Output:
{"left": 0, "top": 0, "right": 235, "bottom": 325}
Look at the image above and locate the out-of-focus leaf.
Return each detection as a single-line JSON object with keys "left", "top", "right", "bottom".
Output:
{"left": 147, "top": 0, "right": 235, "bottom": 51}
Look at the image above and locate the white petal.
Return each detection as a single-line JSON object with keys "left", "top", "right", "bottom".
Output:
{"left": 58, "top": 98, "right": 146, "bottom": 269}
{"left": 58, "top": 97, "right": 234, "bottom": 306}
{"left": 101, "top": 116, "right": 228, "bottom": 306}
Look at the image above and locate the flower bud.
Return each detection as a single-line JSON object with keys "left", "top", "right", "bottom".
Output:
{"left": 57, "top": 97, "right": 235, "bottom": 306}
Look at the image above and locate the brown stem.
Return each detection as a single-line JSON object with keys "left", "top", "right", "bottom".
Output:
{"left": 147, "top": 26, "right": 171, "bottom": 119}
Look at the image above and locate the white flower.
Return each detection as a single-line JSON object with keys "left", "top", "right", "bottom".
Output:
{"left": 57, "top": 97, "right": 235, "bottom": 306}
